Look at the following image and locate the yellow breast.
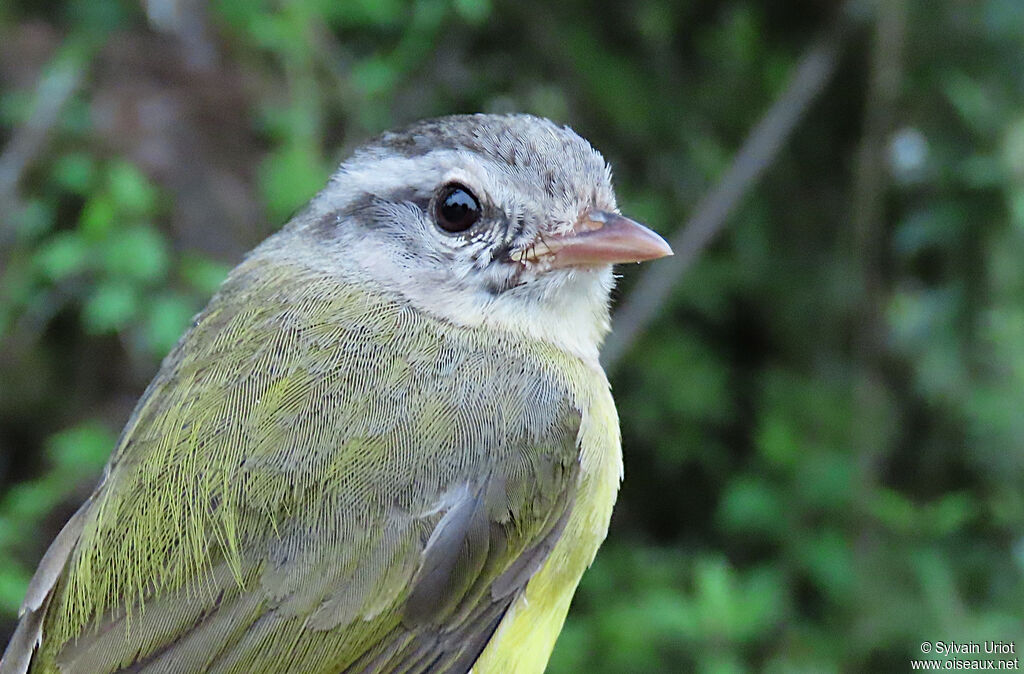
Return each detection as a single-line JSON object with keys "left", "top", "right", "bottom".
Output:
{"left": 473, "top": 362, "right": 621, "bottom": 673}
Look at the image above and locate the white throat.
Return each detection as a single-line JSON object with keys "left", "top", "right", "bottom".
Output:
{"left": 405, "top": 271, "right": 614, "bottom": 366}
{"left": 347, "top": 233, "right": 614, "bottom": 364}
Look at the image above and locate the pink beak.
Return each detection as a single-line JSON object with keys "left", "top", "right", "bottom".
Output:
{"left": 536, "top": 211, "right": 673, "bottom": 269}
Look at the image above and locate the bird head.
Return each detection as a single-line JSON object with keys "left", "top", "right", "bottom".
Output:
{"left": 283, "top": 114, "right": 672, "bottom": 361}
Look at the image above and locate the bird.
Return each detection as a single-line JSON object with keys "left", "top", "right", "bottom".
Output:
{"left": 0, "top": 113, "right": 672, "bottom": 674}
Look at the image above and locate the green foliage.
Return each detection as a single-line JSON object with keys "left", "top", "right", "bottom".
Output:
{"left": 5, "top": 155, "right": 202, "bottom": 347}
{"left": 1, "top": 0, "right": 1023, "bottom": 670}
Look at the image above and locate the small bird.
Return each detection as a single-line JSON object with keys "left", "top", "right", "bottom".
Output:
{"left": 1, "top": 113, "right": 671, "bottom": 674}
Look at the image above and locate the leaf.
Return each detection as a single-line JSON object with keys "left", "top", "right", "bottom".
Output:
{"left": 718, "top": 476, "right": 785, "bottom": 536}
{"left": 453, "top": 0, "right": 491, "bottom": 24}
{"left": 1, "top": 483, "right": 54, "bottom": 520}
{"left": 869, "top": 488, "right": 918, "bottom": 534}
{"left": 46, "top": 422, "right": 116, "bottom": 473}
{"left": 99, "top": 224, "right": 170, "bottom": 283}
{"left": 181, "top": 255, "right": 231, "bottom": 295}
{"left": 34, "top": 232, "right": 88, "bottom": 281}
{"left": 79, "top": 193, "right": 116, "bottom": 238}
{"left": 107, "top": 161, "right": 159, "bottom": 215}
{"left": 796, "top": 530, "right": 853, "bottom": 602}
{"left": 82, "top": 280, "right": 138, "bottom": 333}
{"left": 16, "top": 199, "right": 56, "bottom": 241}
{"left": 0, "top": 565, "right": 32, "bottom": 616}
{"left": 52, "top": 152, "right": 96, "bottom": 194}
{"left": 351, "top": 56, "right": 400, "bottom": 97}
{"left": 259, "top": 143, "right": 329, "bottom": 223}
{"left": 755, "top": 412, "right": 801, "bottom": 469}
{"left": 144, "top": 293, "right": 197, "bottom": 356}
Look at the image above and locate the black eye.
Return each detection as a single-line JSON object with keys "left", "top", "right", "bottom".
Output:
{"left": 435, "top": 184, "right": 481, "bottom": 233}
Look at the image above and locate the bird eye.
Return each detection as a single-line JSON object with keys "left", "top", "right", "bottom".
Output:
{"left": 434, "top": 184, "right": 481, "bottom": 233}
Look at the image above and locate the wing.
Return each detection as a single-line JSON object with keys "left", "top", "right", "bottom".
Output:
{"left": 3, "top": 257, "right": 585, "bottom": 674}
{"left": 0, "top": 497, "right": 93, "bottom": 674}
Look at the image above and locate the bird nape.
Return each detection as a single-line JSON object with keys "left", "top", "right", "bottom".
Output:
{"left": 0, "top": 113, "right": 671, "bottom": 674}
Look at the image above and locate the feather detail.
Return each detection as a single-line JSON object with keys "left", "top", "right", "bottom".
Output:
{"left": 6, "top": 253, "right": 612, "bottom": 674}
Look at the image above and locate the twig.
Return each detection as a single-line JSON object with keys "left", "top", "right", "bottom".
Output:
{"left": 851, "top": 0, "right": 908, "bottom": 547}
{"left": 602, "top": 2, "right": 871, "bottom": 372}
{"left": 0, "top": 53, "right": 86, "bottom": 249}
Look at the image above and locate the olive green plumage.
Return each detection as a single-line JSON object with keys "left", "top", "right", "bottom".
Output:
{"left": 31, "top": 252, "right": 591, "bottom": 673}
{"left": 1, "top": 114, "right": 671, "bottom": 674}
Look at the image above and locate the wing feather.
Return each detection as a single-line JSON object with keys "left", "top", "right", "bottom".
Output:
{"left": 3, "top": 259, "right": 585, "bottom": 674}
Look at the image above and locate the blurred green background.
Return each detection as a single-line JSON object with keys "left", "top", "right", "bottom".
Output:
{"left": 1, "top": 0, "right": 1023, "bottom": 671}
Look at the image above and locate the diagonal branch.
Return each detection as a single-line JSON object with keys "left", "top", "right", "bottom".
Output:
{"left": 0, "top": 52, "right": 86, "bottom": 250}
{"left": 602, "top": 2, "right": 871, "bottom": 372}
{"left": 851, "top": 0, "right": 908, "bottom": 552}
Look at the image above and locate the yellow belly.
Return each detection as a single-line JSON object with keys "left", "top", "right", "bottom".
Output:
{"left": 473, "top": 371, "right": 621, "bottom": 673}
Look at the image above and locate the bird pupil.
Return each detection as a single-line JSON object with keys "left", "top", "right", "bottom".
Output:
{"left": 437, "top": 187, "right": 479, "bottom": 232}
